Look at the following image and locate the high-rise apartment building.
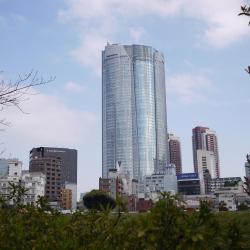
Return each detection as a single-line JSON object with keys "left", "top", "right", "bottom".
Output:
{"left": 29, "top": 147, "right": 77, "bottom": 203}
{"left": 102, "top": 44, "right": 169, "bottom": 182}
{"left": 29, "top": 155, "right": 62, "bottom": 202}
{"left": 192, "top": 126, "right": 220, "bottom": 177}
{"left": 168, "top": 133, "right": 182, "bottom": 174}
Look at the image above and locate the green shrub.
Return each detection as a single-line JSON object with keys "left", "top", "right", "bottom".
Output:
{"left": 0, "top": 193, "right": 250, "bottom": 249}
{"left": 83, "top": 189, "right": 116, "bottom": 210}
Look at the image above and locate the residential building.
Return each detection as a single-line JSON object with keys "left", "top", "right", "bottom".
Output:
{"left": 0, "top": 159, "right": 22, "bottom": 177}
{"left": 192, "top": 126, "right": 220, "bottom": 177}
{"left": 168, "top": 133, "right": 182, "bottom": 174}
{"left": 21, "top": 171, "right": 46, "bottom": 205}
{"left": 65, "top": 182, "right": 77, "bottom": 210}
{"left": 0, "top": 167, "right": 45, "bottom": 206}
{"left": 29, "top": 147, "right": 77, "bottom": 204}
{"left": 99, "top": 168, "right": 123, "bottom": 199}
{"left": 29, "top": 147, "right": 77, "bottom": 185}
{"left": 0, "top": 176, "right": 20, "bottom": 204}
{"left": 177, "top": 173, "right": 201, "bottom": 195}
{"left": 8, "top": 159, "right": 22, "bottom": 177}
{"left": 102, "top": 44, "right": 169, "bottom": 182}
{"left": 196, "top": 149, "right": 215, "bottom": 194}
{"left": 29, "top": 156, "right": 62, "bottom": 202}
{"left": 0, "top": 159, "right": 9, "bottom": 177}
{"left": 197, "top": 149, "right": 216, "bottom": 179}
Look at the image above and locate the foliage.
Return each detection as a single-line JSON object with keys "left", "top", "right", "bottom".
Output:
{"left": 237, "top": 203, "right": 249, "bottom": 211}
{"left": 224, "top": 180, "right": 238, "bottom": 187}
{"left": 239, "top": 6, "right": 250, "bottom": 74}
{"left": 219, "top": 201, "right": 229, "bottom": 211}
{"left": 244, "top": 155, "right": 250, "bottom": 196}
{"left": 83, "top": 189, "right": 116, "bottom": 210}
{"left": 7, "top": 181, "right": 28, "bottom": 207}
{"left": 0, "top": 193, "right": 250, "bottom": 249}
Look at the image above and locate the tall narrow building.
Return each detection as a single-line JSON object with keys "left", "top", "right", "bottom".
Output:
{"left": 168, "top": 133, "right": 182, "bottom": 174}
{"left": 192, "top": 126, "right": 220, "bottom": 178}
{"left": 102, "top": 44, "right": 169, "bottom": 182}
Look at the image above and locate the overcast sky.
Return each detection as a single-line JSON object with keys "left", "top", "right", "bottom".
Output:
{"left": 0, "top": 0, "right": 250, "bottom": 196}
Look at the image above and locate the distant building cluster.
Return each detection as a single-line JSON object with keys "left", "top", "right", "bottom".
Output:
{"left": 1, "top": 43, "right": 249, "bottom": 213}
{"left": 98, "top": 43, "right": 249, "bottom": 212}
{"left": 0, "top": 147, "right": 77, "bottom": 210}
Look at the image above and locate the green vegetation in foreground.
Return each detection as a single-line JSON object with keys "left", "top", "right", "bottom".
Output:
{"left": 0, "top": 193, "right": 250, "bottom": 250}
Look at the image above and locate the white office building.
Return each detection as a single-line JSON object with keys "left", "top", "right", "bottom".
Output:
{"left": 144, "top": 166, "right": 177, "bottom": 195}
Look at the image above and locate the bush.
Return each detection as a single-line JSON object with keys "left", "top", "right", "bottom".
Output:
{"left": 83, "top": 189, "right": 116, "bottom": 210}
{"left": 0, "top": 193, "right": 250, "bottom": 249}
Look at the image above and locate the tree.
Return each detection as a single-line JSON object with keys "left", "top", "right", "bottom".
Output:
{"left": 219, "top": 201, "right": 228, "bottom": 211}
{"left": 237, "top": 202, "right": 249, "bottom": 211}
{"left": 0, "top": 70, "right": 54, "bottom": 152}
{"left": 7, "top": 181, "right": 28, "bottom": 207}
{"left": 243, "top": 154, "right": 250, "bottom": 197}
{"left": 0, "top": 70, "right": 55, "bottom": 127}
{"left": 238, "top": 5, "right": 250, "bottom": 74}
{"left": 83, "top": 189, "right": 116, "bottom": 210}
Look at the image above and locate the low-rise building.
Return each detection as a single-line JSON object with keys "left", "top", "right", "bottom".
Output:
{"left": 217, "top": 192, "right": 237, "bottom": 211}
{"left": 0, "top": 176, "right": 21, "bottom": 204}
{"left": 144, "top": 165, "right": 177, "bottom": 195}
{"left": 61, "top": 187, "right": 72, "bottom": 210}
{"left": 210, "top": 177, "right": 242, "bottom": 193}
{"left": 99, "top": 168, "right": 123, "bottom": 199}
{"left": 136, "top": 198, "right": 153, "bottom": 212}
{"left": 0, "top": 170, "right": 46, "bottom": 206}
{"left": 64, "top": 182, "right": 77, "bottom": 210}
{"left": 177, "top": 173, "right": 201, "bottom": 195}
{"left": 182, "top": 194, "right": 215, "bottom": 210}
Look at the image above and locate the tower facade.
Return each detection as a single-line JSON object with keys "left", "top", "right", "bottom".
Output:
{"left": 192, "top": 126, "right": 220, "bottom": 178}
{"left": 168, "top": 133, "right": 182, "bottom": 174}
{"left": 102, "top": 44, "right": 168, "bottom": 181}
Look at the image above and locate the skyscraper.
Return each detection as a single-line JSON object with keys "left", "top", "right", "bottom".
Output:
{"left": 102, "top": 44, "right": 168, "bottom": 182}
{"left": 168, "top": 133, "right": 182, "bottom": 174}
{"left": 192, "top": 126, "right": 220, "bottom": 178}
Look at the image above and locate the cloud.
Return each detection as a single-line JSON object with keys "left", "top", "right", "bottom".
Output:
{"left": 11, "top": 14, "right": 27, "bottom": 24}
{"left": 1, "top": 92, "right": 97, "bottom": 146}
{"left": 167, "top": 73, "right": 212, "bottom": 103}
{"left": 64, "top": 81, "right": 85, "bottom": 93}
{"left": 70, "top": 33, "right": 108, "bottom": 74}
{"left": 0, "top": 15, "right": 6, "bottom": 29}
{"left": 129, "top": 27, "right": 145, "bottom": 43}
{"left": 0, "top": 91, "right": 101, "bottom": 194}
{"left": 185, "top": 0, "right": 250, "bottom": 48}
{"left": 59, "top": 0, "right": 250, "bottom": 73}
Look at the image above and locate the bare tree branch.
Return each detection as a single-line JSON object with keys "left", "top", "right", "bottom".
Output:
{"left": 239, "top": 5, "right": 250, "bottom": 74}
{"left": 0, "top": 70, "right": 55, "bottom": 112}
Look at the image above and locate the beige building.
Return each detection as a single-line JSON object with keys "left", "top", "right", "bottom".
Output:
{"left": 60, "top": 188, "right": 72, "bottom": 210}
